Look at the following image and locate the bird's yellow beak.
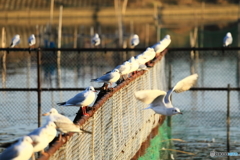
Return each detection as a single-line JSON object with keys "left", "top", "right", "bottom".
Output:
{"left": 42, "top": 112, "right": 50, "bottom": 116}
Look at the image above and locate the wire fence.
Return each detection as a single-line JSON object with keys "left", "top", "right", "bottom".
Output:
{"left": 1, "top": 48, "right": 240, "bottom": 159}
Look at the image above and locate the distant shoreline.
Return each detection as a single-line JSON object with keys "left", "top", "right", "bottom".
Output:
{"left": 0, "top": 5, "right": 238, "bottom": 26}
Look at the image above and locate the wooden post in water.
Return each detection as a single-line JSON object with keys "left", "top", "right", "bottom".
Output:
{"left": 227, "top": 84, "right": 230, "bottom": 159}
{"left": 167, "top": 64, "right": 172, "bottom": 135}
{"left": 145, "top": 23, "right": 149, "bottom": 47}
{"left": 37, "top": 49, "right": 42, "bottom": 127}
{"left": 57, "top": 5, "right": 63, "bottom": 88}
{"left": 73, "top": 26, "right": 78, "bottom": 48}
{"left": 114, "top": 0, "right": 123, "bottom": 48}
{"left": 1, "top": 27, "right": 6, "bottom": 88}
{"left": 50, "top": 0, "right": 54, "bottom": 31}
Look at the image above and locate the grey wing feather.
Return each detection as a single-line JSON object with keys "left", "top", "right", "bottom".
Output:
{"left": 66, "top": 93, "right": 85, "bottom": 105}
{"left": 27, "top": 127, "right": 42, "bottom": 136}
{"left": 98, "top": 73, "right": 113, "bottom": 81}
{"left": 164, "top": 88, "right": 174, "bottom": 104}
{"left": 150, "top": 95, "right": 165, "bottom": 108}
{"left": 0, "top": 143, "right": 20, "bottom": 159}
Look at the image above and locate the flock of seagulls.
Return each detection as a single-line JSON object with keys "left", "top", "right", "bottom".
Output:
{"left": 2, "top": 30, "right": 234, "bottom": 159}
{"left": 9, "top": 32, "right": 232, "bottom": 48}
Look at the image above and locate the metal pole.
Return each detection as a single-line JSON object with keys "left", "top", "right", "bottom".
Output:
{"left": 167, "top": 64, "right": 172, "bottom": 136}
{"left": 227, "top": 84, "right": 230, "bottom": 158}
{"left": 37, "top": 49, "right": 42, "bottom": 127}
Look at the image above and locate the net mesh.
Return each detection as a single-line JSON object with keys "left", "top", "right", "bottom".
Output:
{"left": 45, "top": 56, "right": 166, "bottom": 160}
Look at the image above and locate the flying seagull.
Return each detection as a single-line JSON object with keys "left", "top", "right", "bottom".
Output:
{"left": 135, "top": 74, "right": 198, "bottom": 116}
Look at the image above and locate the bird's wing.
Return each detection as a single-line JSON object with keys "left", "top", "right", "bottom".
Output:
{"left": 0, "top": 142, "right": 20, "bottom": 159}
{"left": 164, "top": 74, "right": 198, "bottom": 104}
{"left": 134, "top": 90, "right": 166, "bottom": 104}
{"left": 98, "top": 72, "right": 113, "bottom": 81}
{"left": 150, "top": 94, "right": 167, "bottom": 108}
{"left": 27, "top": 127, "right": 42, "bottom": 136}
{"left": 66, "top": 92, "right": 86, "bottom": 105}
{"left": 54, "top": 122, "right": 80, "bottom": 133}
{"left": 173, "top": 74, "right": 198, "bottom": 93}
{"left": 54, "top": 115, "right": 74, "bottom": 124}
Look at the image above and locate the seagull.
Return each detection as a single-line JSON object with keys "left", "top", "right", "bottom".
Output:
{"left": 130, "top": 34, "right": 140, "bottom": 48}
{"left": 141, "top": 47, "right": 156, "bottom": 62}
{"left": 10, "top": 34, "right": 20, "bottom": 48}
{"left": 27, "top": 121, "right": 57, "bottom": 159}
{"left": 128, "top": 56, "right": 139, "bottom": 74}
{"left": 57, "top": 86, "right": 96, "bottom": 116}
{"left": 134, "top": 74, "right": 198, "bottom": 116}
{"left": 28, "top": 34, "right": 36, "bottom": 47}
{"left": 0, "top": 136, "right": 33, "bottom": 160}
{"left": 114, "top": 61, "right": 132, "bottom": 80}
{"left": 151, "top": 34, "right": 171, "bottom": 54}
{"left": 91, "top": 69, "right": 121, "bottom": 87}
{"left": 223, "top": 32, "right": 233, "bottom": 47}
{"left": 91, "top": 33, "right": 101, "bottom": 46}
{"left": 42, "top": 108, "right": 84, "bottom": 141}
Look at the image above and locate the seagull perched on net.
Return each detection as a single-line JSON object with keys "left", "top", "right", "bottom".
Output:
{"left": 223, "top": 32, "right": 233, "bottom": 47}
{"left": 28, "top": 34, "right": 36, "bottom": 47}
{"left": 134, "top": 74, "right": 198, "bottom": 116}
{"left": 27, "top": 121, "right": 57, "bottom": 159}
{"left": 151, "top": 34, "right": 171, "bottom": 54}
{"left": 130, "top": 34, "right": 140, "bottom": 48}
{"left": 10, "top": 34, "right": 20, "bottom": 48}
{"left": 57, "top": 86, "right": 96, "bottom": 116}
{"left": 0, "top": 136, "right": 33, "bottom": 160}
{"left": 91, "top": 33, "right": 101, "bottom": 46}
{"left": 91, "top": 69, "right": 121, "bottom": 88}
{"left": 42, "top": 108, "right": 85, "bottom": 141}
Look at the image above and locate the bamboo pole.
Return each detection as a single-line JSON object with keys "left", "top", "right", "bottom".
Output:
{"left": 1, "top": 27, "right": 6, "bottom": 88}
{"left": 57, "top": 6, "right": 63, "bottom": 88}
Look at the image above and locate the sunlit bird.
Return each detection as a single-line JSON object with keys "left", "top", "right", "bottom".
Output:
{"left": 130, "top": 34, "right": 140, "bottom": 48}
{"left": 91, "top": 69, "right": 121, "bottom": 87}
{"left": 151, "top": 34, "right": 171, "bottom": 54}
{"left": 27, "top": 121, "right": 57, "bottom": 159}
{"left": 91, "top": 33, "right": 101, "bottom": 46}
{"left": 223, "top": 32, "right": 232, "bottom": 47}
{"left": 42, "top": 108, "right": 84, "bottom": 141}
{"left": 28, "top": 34, "right": 36, "bottom": 47}
{"left": 134, "top": 74, "right": 198, "bottom": 116}
{"left": 10, "top": 34, "right": 20, "bottom": 48}
{"left": 57, "top": 86, "right": 97, "bottom": 116}
{"left": 0, "top": 136, "right": 33, "bottom": 160}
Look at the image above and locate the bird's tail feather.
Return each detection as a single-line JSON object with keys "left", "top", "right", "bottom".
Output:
{"left": 91, "top": 79, "right": 97, "bottom": 82}
{"left": 57, "top": 102, "right": 66, "bottom": 106}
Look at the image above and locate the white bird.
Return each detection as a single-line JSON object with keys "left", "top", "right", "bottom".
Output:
{"left": 10, "top": 34, "right": 20, "bottom": 48}
{"left": 151, "top": 34, "right": 171, "bottom": 54}
{"left": 28, "top": 34, "right": 36, "bottom": 47}
{"left": 27, "top": 121, "right": 57, "bottom": 159}
{"left": 141, "top": 47, "right": 156, "bottom": 62}
{"left": 57, "top": 86, "right": 96, "bottom": 116}
{"left": 134, "top": 74, "right": 198, "bottom": 116}
{"left": 91, "top": 69, "right": 121, "bottom": 87}
{"left": 42, "top": 108, "right": 83, "bottom": 141}
{"left": 115, "top": 61, "right": 131, "bottom": 76}
{"left": 91, "top": 33, "right": 101, "bottom": 46}
{"left": 0, "top": 136, "right": 33, "bottom": 160}
{"left": 128, "top": 56, "right": 139, "bottom": 74}
{"left": 223, "top": 32, "right": 233, "bottom": 47}
{"left": 130, "top": 34, "right": 140, "bottom": 48}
